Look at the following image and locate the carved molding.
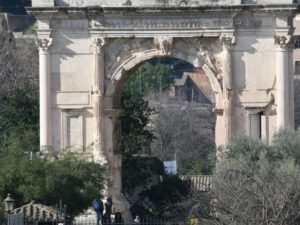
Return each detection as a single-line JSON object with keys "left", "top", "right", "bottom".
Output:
{"left": 154, "top": 37, "right": 173, "bottom": 56}
{"left": 274, "top": 35, "right": 292, "bottom": 49}
{"left": 91, "top": 37, "right": 106, "bottom": 54}
{"left": 36, "top": 38, "right": 52, "bottom": 51}
{"left": 91, "top": 18, "right": 232, "bottom": 30}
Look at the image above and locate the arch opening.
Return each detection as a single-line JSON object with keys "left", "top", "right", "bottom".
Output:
{"left": 118, "top": 56, "right": 216, "bottom": 173}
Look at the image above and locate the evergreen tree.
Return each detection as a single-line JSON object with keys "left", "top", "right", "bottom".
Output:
{"left": 120, "top": 61, "right": 175, "bottom": 155}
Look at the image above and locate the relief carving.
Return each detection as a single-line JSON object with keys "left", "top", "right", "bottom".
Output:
{"left": 105, "top": 38, "right": 153, "bottom": 78}
{"left": 154, "top": 37, "right": 173, "bottom": 56}
{"left": 234, "top": 18, "right": 262, "bottom": 28}
{"left": 198, "top": 47, "right": 218, "bottom": 74}
{"left": 92, "top": 18, "right": 231, "bottom": 30}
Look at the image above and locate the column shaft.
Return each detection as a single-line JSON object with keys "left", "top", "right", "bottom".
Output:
{"left": 92, "top": 38, "right": 107, "bottom": 164}
{"left": 38, "top": 41, "right": 52, "bottom": 150}
{"left": 276, "top": 47, "right": 289, "bottom": 129}
{"left": 221, "top": 35, "right": 234, "bottom": 146}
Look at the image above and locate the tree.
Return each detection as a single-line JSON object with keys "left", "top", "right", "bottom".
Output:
{"left": 124, "top": 62, "right": 175, "bottom": 96}
{"left": 120, "top": 92, "right": 155, "bottom": 155}
{"left": 149, "top": 92, "right": 215, "bottom": 175}
{"left": 120, "top": 61, "right": 175, "bottom": 155}
{"left": 0, "top": 31, "right": 38, "bottom": 100}
{"left": 198, "top": 131, "right": 300, "bottom": 225}
{"left": 0, "top": 147, "right": 105, "bottom": 218}
{"left": 0, "top": 84, "right": 39, "bottom": 151}
{"left": 0, "top": 81, "right": 105, "bottom": 219}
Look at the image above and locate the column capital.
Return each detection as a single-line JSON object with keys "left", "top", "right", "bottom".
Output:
{"left": 274, "top": 35, "right": 292, "bottom": 49}
{"left": 36, "top": 38, "right": 52, "bottom": 51}
{"left": 220, "top": 34, "right": 235, "bottom": 51}
{"left": 91, "top": 37, "right": 105, "bottom": 54}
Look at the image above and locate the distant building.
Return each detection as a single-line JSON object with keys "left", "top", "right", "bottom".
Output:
{"left": 170, "top": 70, "right": 214, "bottom": 104}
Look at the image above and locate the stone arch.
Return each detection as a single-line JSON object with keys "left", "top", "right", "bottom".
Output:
{"left": 105, "top": 47, "right": 223, "bottom": 109}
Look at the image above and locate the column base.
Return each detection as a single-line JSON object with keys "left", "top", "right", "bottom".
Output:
{"left": 112, "top": 193, "right": 132, "bottom": 223}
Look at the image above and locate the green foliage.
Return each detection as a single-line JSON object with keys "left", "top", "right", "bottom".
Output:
{"left": 0, "top": 148, "right": 105, "bottom": 218}
{"left": 124, "top": 62, "right": 175, "bottom": 95}
{"left": 122, "top": 156, "right": 165, "bottom": 194}
{"left": 120, "top": 92, "right": 155, "bottom": 155}
{"left": 185, "top": 161, "right": 214, "bottom": 175}
{"left": 211, "top": 131, "right": 300, "bottom": 225}
{"left": 0, "top": 84, "right": 39, "bottom": 151}
{"left": 140, "top": 175, "right": 190, "bottom": 214}
{"left": 120, "top": 61, "right": 175, "bottom": 155}
{"left": 0, "top": 84, "right": 105, "bottom": 218}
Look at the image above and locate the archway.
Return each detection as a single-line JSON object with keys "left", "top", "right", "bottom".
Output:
{"left": 99, "top": 37, "right": 233, "bottom": 221}
{"left": 29, "top": 1, "right": 295, "bottom": 222}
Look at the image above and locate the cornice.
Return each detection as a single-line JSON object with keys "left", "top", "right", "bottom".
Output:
{"left": 27, "top": 4, "right": 298, "bottom": 19}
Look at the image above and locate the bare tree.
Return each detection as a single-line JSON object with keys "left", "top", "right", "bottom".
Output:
{"left": 177, "top": 134, "right": 300, "bottom": 225}
{"left": 148, "top": 92, "right": 215, "bottom": 174}
{"left": 0, "top": 31, "right": 38, "bottom": 99}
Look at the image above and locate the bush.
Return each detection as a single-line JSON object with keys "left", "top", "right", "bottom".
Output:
{"left": 211, "top": 131, "right": 300, "bottom": 225}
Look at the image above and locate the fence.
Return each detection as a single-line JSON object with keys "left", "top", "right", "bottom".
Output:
{"left": 180, "top": 175, "right": 212, "bottom": 191}
{"left": 69, "top": 221, "right": 183, "bottom": 225}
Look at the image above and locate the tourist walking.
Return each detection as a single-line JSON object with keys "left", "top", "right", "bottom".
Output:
{"left": 93, "top": 199, "right": 104, "bottom": 225}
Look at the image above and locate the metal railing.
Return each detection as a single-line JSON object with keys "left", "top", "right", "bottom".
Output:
{"left": 69, "top": 221, "right": 181, "bottom": 225}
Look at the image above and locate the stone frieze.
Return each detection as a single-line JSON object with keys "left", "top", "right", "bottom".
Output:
{"left": 91, "top": 18, "right": 232, "bottom": 30}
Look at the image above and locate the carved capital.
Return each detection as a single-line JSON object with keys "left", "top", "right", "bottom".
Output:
{"left": 91, "top": 37, "right": 105, "bottom": 54}
{"left": 154, "top": 37, "right": 173, "bottom": 56}
{"left": 274, "top": 35, "right": 291, "bottom": 49}
{"left": 220, "top": 35, "right": 235, "bottom": 51}
{"left": 35, "top": 38, "right": 52, "bottom": 51}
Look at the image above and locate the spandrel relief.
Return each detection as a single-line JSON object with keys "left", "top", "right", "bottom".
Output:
{"left": 105, "top": 38, "right": 153, "bottom": 78}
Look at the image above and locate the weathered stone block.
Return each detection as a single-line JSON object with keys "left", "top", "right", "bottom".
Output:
{"left": 32, "top": 0, "right": 54, "bottom": 7}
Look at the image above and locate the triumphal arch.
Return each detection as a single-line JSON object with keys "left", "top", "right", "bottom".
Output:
{"left": 29, "top": 0, "right": 297, "bottom": 221}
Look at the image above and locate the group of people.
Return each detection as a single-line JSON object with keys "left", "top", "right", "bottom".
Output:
{"left": 93, "top": 197, "right": 114, "bottom": 225}
{"left": 93, "top": 197, "right": 141, "bottom": 225}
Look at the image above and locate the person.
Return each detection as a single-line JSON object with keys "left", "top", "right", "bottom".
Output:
{"left": 133, "top": 215, "right": 140, "bottom": 224}
{"left": 114, "top": 212, "right": 123, "bottom": 225}
{"left": 93, "top": 199, "right": 104, "bottom": 225}
{"left": 103, "top": 197, "right": 113, "bottom": 224}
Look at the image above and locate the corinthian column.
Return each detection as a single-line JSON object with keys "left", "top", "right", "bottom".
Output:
{"left": 36, "top": 38, "right": 52, "bottom": 151}
{"left": 274, "top": 35, "right": 291, "bottom": 130}
{"left": 91, "top": 37, "right": 107, "bottom": 164}
{"left": 220, "top": 35, "right": 235, "bottom": 145}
